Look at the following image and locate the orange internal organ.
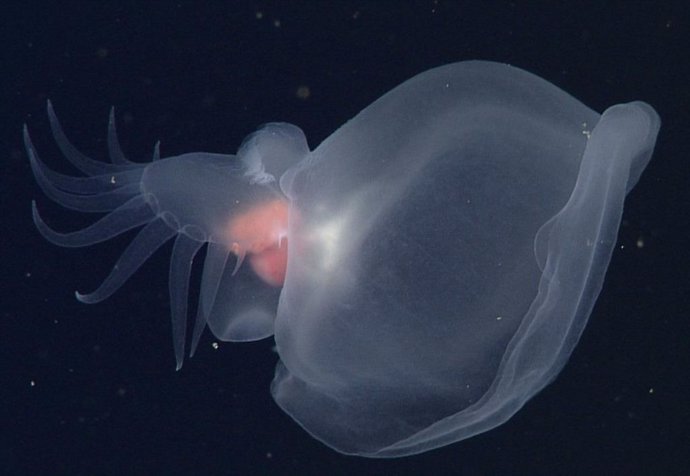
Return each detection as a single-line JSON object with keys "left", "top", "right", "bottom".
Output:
{"left": 224, "top": 199, "right": 289, "bottom": 287}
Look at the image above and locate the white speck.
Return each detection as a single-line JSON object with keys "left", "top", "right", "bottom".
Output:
{"left": 581, "top": 122, "right": 591, "bottom": 139}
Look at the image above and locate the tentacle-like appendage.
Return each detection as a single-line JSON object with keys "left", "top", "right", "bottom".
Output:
{"left": 152, "top": 141, "right": 161, "bottom": 161}
{"left": 25, "top": 125, "right": 142, "bottom": 213}
{"left": 190, "top": 242, "right": 231, "bottom": 358}
{"left": 108, "top": 107, "right": 136, "bottom": 165}
{"left": 169, "top": 234, "right": 206, "bottom": 370}
{"left": 76, "top": 218, "right": 177, "bottom": 304}
{"left": 31, "top": 196, "right": 154, "bottom": 248}
{"left": 47, "top": 100, "right": 137, "bottom": 176}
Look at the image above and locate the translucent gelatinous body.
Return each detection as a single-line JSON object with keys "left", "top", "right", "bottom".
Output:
{"left": 27, "top": 61, "right": 660, "bottom": 457}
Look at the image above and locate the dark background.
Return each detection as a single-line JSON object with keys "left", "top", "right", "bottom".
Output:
{"left": 1, "top": 1, "right": 688, "bottom": 475}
